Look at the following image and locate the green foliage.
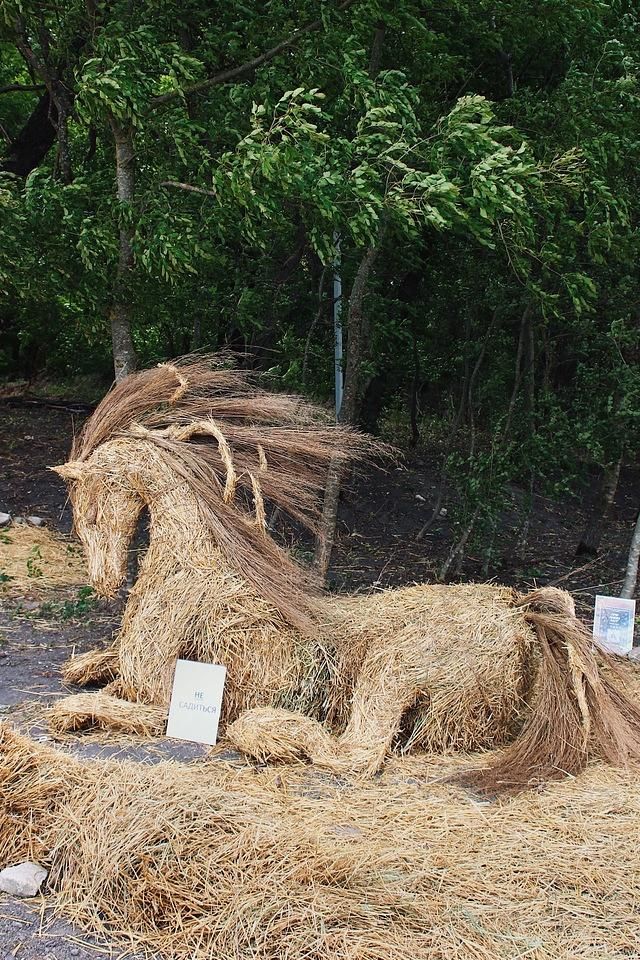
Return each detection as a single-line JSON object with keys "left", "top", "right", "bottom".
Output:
{"left": 35, "top": 586, "right": 97, "bottom": 621}
{"left": 26, "top": 545, "right": 42, "bottom": 578}
{"left": 1, "top": 0, "right": 639, "bottom": 573}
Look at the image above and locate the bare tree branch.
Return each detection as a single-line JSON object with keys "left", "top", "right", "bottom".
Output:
{"left": 149, "top": 0, "right": 357, "bottom": 110}
{"left": 160, "top": 180, "right": 218, "bottom": 197}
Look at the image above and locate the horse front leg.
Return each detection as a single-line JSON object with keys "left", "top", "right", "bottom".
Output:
{"left": 227, "top": 642, "right": 421, "bottom": 776}
{"left": 59, "top": 574, "right": 181, "bottom": 699}
{"left": 114, "top": 589, "right": 182, "bottom": 705}
{"left": 49, "top": 587, "right": 182, "bottom": 737}
{"left": 62, "top": 642, "right": 120, "bottom": 687}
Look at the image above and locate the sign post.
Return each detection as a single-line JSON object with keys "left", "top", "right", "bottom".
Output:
{"left": 166, "top": 659, "right": 226, "bottom": 745}
{"left": 593, "top": 596, "right": 636, "bottom": 655}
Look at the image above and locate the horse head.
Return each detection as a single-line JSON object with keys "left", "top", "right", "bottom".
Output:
{"left": 47, "top": 355, "right": 382, "bottom": 632}
{"left": 50, "top": 451, "right": 144, "bottom": 598}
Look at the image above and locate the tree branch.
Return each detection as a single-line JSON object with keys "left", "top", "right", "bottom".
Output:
{"left": 160, "top": 179, "right": 218, "bottom": 197}
{"left": 1, "top": 91, "right": 57, "bottom": 176}
{"left": 149, "top": 0, "right": 357, "bottom": 110}
{"left": 0, "top": 83, "right": 46, "bottom": 95}
{"left": 14, "top": 21, "right": 52, "bottom": 90}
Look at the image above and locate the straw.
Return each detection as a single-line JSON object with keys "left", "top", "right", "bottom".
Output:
{"left": 0, "top": 524, "right": 87, "bottom": 594}
{"left": 1, "top": 723, "right": 640, "bottom": 960}
{"left": 47, "top": 356, "right": 640, "bottom": 793}
{"left": 48, "top": 692, "right": 167, "bottom": 737}
{"left": 62, "top": 647, "right": 120, "bottom": 687}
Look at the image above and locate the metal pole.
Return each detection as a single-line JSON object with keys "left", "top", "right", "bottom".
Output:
{"left": 333, "top": 234, "right": 343, "bottom": 419}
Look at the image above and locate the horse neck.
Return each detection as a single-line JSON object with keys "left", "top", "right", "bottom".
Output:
{"left": 130, "top": 442, "right": 215, "bottom": 563}
{"left": 117, "top": 440, "right": 292, "bottom": 624}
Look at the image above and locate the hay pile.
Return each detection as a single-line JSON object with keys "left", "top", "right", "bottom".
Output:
{"left": 48, "top": 691, "right": 167, "bottom": 737}
{"left": 1, "top": 723, "right": 639, "bottom": 960}
{"left": 0, "top": 523, "right": 87, "bottom": 594}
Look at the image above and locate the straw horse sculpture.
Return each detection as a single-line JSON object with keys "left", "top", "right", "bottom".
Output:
{"left": 51, "top": 357, "right": 640, "bottom": 792}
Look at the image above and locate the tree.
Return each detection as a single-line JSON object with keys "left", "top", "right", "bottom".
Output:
{"left": 2, "top": 0, "right": 360, "bottom": 378}
{"left": 0, "top": 0, "right": 638, "bottom": 586}
{"left": 621, "top": 511, "right": 640, "bottom": 600}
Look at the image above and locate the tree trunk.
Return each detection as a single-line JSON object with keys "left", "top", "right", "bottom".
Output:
{"left": 1, "top": 91, "right": 57, "bottom": 176}
{"left": 109, "top": 118, "right": 138, "bottom": 381}
{"left": 524, "top": 311, "right": 535, "bottom": 420}
{"left": 515, "top": 473, "right": 535, "bottom": 563}
{"left": 409, "top": 321, "right": 420, "bottom": 448}
{"left": 416, "top": 389, "right": 466, "bottom": 542}
{"left": 368, "top": 22, "right": 386, "bottom": 77}
{"left": 467, "top": 308, "right": 499, "bottom": 461}
{"left": 576, "top": 455, "right": 622, "bottom": 557}
{"left": 621, "top": 509, "right": 640, "bottom": 599}
{"left": 302, "top": 264, "right": 329, "bottom": 388}
{"left": 498, "top": 49, "right": 514, "bottom": 98}
{"left": 339, "top": 241, "right": 382, "bottom": 423}
{"left": 503, "top": 305, "right": 529, "bottom": 440}
{"left": 53, "top": 95, "right": 73, "bottom": 184}
{"left": 417, "top": 309, "right": 497, "bottom": 543}
{"left": 191, "top": 313, "right": 202, "bottom": 350}
{"left": 314, "top": 236, "right": 384, "bottom": 579}
{"left": 439, "top": 505, "right": 481, "bottom": 581}
{"left": 516, "top": 311, "right": 536, "bottom": 561}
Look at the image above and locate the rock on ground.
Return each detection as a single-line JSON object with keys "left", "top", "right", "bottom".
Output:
{"left": 0, "top": 862, "right": 48, "bottom": 898}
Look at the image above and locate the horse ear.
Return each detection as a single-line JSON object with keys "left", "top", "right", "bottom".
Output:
{"left": 49, "top": 461, "right": 85, "bottom": 482}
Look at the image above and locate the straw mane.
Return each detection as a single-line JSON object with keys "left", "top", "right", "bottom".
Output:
{"left": 70, "top": 356, "right": 379, "bottom": 634}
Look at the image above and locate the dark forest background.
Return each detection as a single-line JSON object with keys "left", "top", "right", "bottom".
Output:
{"left": 1, "top": 0, "right": 639, "bottom": 589}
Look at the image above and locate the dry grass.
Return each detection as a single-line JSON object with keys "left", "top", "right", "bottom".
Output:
{"left": 62, "top": 646, "right": 120, "bottom": 687}
{"left": 1, "top": 723, "right": 640, "bottom": 960}
{"left": 0, "top": 524, "right": 87, "bottom": 595}
{"left": 48, "top": 692, "right": 167, "bottom": 737}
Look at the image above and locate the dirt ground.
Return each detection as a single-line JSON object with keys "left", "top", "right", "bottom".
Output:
{"left": 0, "top": 896, "right": 135, "bottom": 960}
{"left": 0, "top": 400, "right": 638, "bottom": 958}
{"left": 0, "top": 405, "right": 204, "bottom": 958}
{"left": 2, "top": 400, "right": 638, "bottom": 600}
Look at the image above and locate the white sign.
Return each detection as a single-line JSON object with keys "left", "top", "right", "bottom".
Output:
{"left": 593, "top": 596, "right": 636, "bottom": 655}
{"left": 166, "top": 659, "right": 226, "bottom": 745}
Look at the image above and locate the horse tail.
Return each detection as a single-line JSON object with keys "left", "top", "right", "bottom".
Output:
{"left": 463, "top": 586, "right": 640, "bottom": 795}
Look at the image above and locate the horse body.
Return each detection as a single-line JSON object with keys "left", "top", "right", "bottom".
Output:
{"left": 61, "top": 434, "right": 538, "bottom": 770}
{"left": 51, "top": 357, "right": 640, "bottom": 792}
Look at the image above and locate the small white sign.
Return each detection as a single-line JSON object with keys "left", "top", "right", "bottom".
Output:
{"left": 593, "top": 596, "right": 636, "bottom": 655}
{"left": 166, "top": 659, "right": 226, "bottom": 745}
